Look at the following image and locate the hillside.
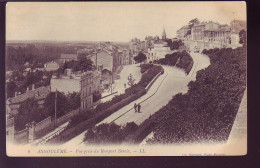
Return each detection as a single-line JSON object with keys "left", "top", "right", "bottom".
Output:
{"left": 147, "top": 46, "right": 246, "bottom": 144}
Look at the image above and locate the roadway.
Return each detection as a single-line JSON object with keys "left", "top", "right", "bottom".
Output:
{"left": 62, "top": 52, "right": 210, "bottom": 147}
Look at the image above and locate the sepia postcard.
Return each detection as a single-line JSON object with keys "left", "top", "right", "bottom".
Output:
{"left": 5, "top": 1, "right": 247, "bottom": 156}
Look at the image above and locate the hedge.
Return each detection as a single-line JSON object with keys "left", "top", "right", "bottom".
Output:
{"left": 47, "top": 64, "right": 163, "bottom": 144}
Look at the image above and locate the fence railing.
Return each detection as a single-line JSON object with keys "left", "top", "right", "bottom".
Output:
{"left": 13, "top": 108, "right": 80, "bottom": 144}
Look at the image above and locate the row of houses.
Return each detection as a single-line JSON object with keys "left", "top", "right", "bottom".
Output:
{"left": 6, "top": 68, "right": 102, "bottom": 144}
{"left": 129, "top": 28, "right": 174, "bottom": 62}
{"left": 176, "top": 19, "right": 246, "bottom": 52}
{"left": 6, "top": 42, "right": 136, "bottom": 144}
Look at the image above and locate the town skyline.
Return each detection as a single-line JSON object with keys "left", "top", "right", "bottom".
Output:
{"left": 6, "top": 2, "right": 246, "bottom": 42}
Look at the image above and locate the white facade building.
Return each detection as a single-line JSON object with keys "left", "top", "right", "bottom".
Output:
{"left": 147, "top": 40, "right": 173, "bottom": 62}
{"left": 44, "top": 61, "right": 59, "bottom": 71}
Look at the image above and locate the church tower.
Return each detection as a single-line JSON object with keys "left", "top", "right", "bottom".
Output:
{"left": 162, "top": 27, "right": 166, "bottom": 40}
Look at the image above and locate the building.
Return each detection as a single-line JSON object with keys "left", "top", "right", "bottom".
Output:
{"left": 92, "top": 71, "right": 102, "bottom": 93}
{"left": 80, "top": 71, "right": 94, "bottom": 110}
{"left": 100, "top": 69, "right": 112, "bottom": 90}
{"left": 147, "top": 40, "right": 173, "bottom": 62}
{"left": 94, "top": 42, "right": 130, "bottom": 72}
{"left": 177, "top": 20, "right": 246, "bottom": 52}
{"left": 177, "top": 25, "right": 191, "bottom": 40}
{"left": 50, "top": 69, "right": 81, "bottom": 94}
{"left": 147, "top": 29, "right": 173, "bottom": 62}
{"left": 44, "top": 61, "right": 59, "bottom": 71}
{"left": 89, "top": 51, "right": 113, "bottom": 72}
{"left": 7, "top": 85, "right": 51, "bottom": 116}
{"left": 162, "top": 27, "right": 167, "bottom": 41}
{"left": 230, "top": 20, "right": 246, "bottom": 34}
{"left": 60, "top": 54, "right": 78, "bottom": 64}
{"left": 77, "top": 48, "right": 93, "bottom": 55}
{"left": 121, "top": 49, "right": 131, "bottom": 65}
{"left": 144, "top": 36, "right": 159, "bottom": 52}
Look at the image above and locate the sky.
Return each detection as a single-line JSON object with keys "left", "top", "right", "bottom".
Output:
{"left": 6, "top": 2, "right": 246, "bottom": 42}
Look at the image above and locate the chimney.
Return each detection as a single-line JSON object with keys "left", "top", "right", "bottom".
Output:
{"left": 27, "top": 87, "right": 29, "bottom": 92}
{"left": 14, "top": 92, "right": 17, "bottom": 97}
{"left": 32, "top": 84, "right": 35, "bottom": 90}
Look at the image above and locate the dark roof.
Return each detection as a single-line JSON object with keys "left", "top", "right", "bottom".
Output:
{"left": 9, "top": 86, "right": 51, "bottom": 104}
{"left": 60, "top": 54, "right": 77, "bottom": 59}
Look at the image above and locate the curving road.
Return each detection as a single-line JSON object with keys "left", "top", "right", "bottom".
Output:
{"left": 100, "top": 52, "right": 210, "bottom": 126}
{"left": 62, "top": 52, "right": 210, "bottom": 147}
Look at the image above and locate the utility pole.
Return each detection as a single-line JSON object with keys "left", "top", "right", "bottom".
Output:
{"left": 54, "top": 89, "right": 57, "bottom": 128}
{"left": 95, "top": 48, "right": 98, "bottom": 70}
{"left": 111, "top": 74, "right": 113, "bottom": 94}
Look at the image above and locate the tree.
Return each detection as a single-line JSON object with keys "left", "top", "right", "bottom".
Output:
{"left": 127, "top": 73, "right": 135, "bottom": 95}
{"left": 43, "top": 91, "right": 69, "bottom": 118}
{"left": 67, "top": 92, "right": 81, "bottom": 110}
{"left": 165, "top": 39, "right": 173, "bottom": 50}
{"left": 188, "top": 18, "right": 200, "bottom": 28}
{"left": 134, "top": 52, "right": 147, "bottom": 63}
{"left": 74, "top": 57, "right": 94, "bottom": 72}
{"left": 14, "top": 98, "right": 45, "bottom": 131}
{"left": 6, "top": 81, "right": 17, "bottom": 98}
{"left": 124, "top": 122, "right": 138, "bottom": 134}
{"left": 93, "top": 91, "right": 102, "bottom": 103}
{"left": 172, "top": 40, "right": 184, "bottom": 50}
{"left": 62, "top": 61, "right": 68, "bottom": 73}
{"left": 239, "top": 29, "right": 246, "bottom": 45}
{"left": 83, "top": 129, "right": 95, "bottom": 143}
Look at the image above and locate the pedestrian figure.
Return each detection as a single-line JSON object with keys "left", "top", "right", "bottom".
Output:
{"left": 134, "top": 103, "right": 137, "bottom": 112}
{"left": 138, "top": 103, "right": 141, "bottom": 113}
{"left": 124, "top": 83, "right": 126, "bottom": 88}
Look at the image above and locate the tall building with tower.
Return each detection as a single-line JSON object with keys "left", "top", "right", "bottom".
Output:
{"left": 162, "top": 27, "right": 167, "bottom": 40}
{"left": 147, "top": 28, "right": 173, "bottom": 62}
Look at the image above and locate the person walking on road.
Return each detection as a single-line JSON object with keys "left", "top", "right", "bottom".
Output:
{"left": 138, "top": 103, "right": 141, "bottom": 113}
{"left": 134, "top": 103, "right": 137, "bottom": 112}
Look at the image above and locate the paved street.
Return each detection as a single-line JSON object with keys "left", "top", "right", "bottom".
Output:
{"left": 101, "top": 64, "right": 141, "bottom": 103}
{"left": 62, "top": 52, "right": 210, "bottom": 147}
{"left": 101, "top": 52, "right": 210, "bottom": 126}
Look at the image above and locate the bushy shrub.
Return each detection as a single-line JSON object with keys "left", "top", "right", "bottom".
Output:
{"left": 83, "top": 122, "right": 139, "bottom": 144}
{"left": 67, "top": 110, "right": 93, "bottom": 129}
{"left": 138, "top": 65, "right": 164, "bottom": 88}
{"left": 146, "top": 45, "right": 246, "bottom": 144}
{"left": 175, "top": 51, "right": 194, "bottom": 74}
{"left": 140, "top": 64, "right": 154, "bottom": 73}
{"left": 47, "top": 65, "right": 163, "bottom": 144}
{"left": 156, "top": 51, "right": 193, "bottom": 74}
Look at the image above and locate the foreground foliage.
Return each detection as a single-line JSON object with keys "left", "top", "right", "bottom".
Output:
{"left": 14, "top": 92, "right": 80, "bottom": 131}
{"left": 83, "top": 122, "right": 138, "bottom": 144}
{"left": 147, "top": 46, "right": 246, "bottom": 144}
{"left": 48, "top": 64, "right": 163, "bottom": 144}
{"left": 154, "top": 51, "right": 193, "bottom": 74}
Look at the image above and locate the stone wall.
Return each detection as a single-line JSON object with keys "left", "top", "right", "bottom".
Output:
{"left": 14, "top": 128, "right": 28, "bottom": 144}
{"left": 34, "top": 117, "right": 52, "bottom": 133}
{"left": 183, "top": 40, "right": 240, "bottom": 52}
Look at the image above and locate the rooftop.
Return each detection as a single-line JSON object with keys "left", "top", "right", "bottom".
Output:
{"left": 9, "top": 86, "right": 51, "bottom": 104}
{"left": 60, "top": 54, "right": 78, "bottom": 59}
